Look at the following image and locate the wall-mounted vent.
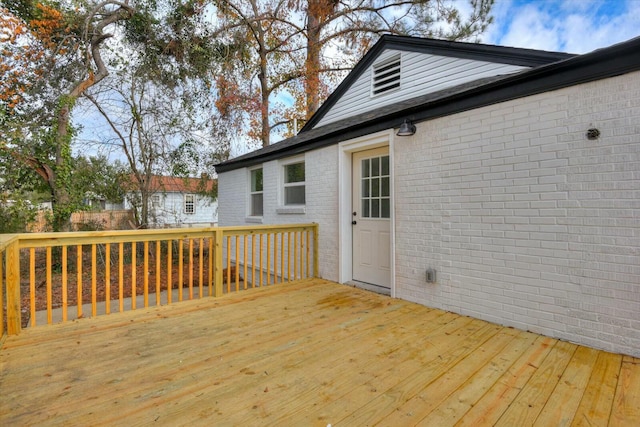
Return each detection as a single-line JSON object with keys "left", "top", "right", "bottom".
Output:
{"left": 372, "top": 54, "right": 401, "bottom": 96}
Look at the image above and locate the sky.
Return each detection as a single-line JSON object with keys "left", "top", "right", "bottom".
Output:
{"left": 481, "top": 0, "right": 640, "bottom": 53}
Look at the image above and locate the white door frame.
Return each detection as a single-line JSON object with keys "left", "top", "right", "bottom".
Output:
{"left": 338, "top": 130, "right": 396, "bottom": 297}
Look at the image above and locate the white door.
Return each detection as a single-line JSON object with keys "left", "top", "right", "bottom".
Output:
{"left": 352, "top": 147, "right": 391, "bottom": 290}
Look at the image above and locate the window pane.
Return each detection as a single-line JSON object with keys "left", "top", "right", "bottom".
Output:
{"left": 381, "top": 199, "right": 390, "bottom": 218}
{"left": 381, "top": 177, "right": 389, "bottom": 197}
{"left": 371, "top": 157, "right": 380, "bottom": 177}
{"left": 362, "top": 178, "right": 369, "bottom": 197}
{"left": 285, "top": 163, "right": 305, "bottom": 183}
{"left": 251, "top": 193, "right": 263, "bottom": 216}
{"left": 251, "top": 168, "right": 263, "bottom": 192}
{"left": 285, "top": 185, "right": 305, "bottom": 205}
{"left": 362, "top": 159, "right": 370, "bottom": 178}
{"left": 372, "top": 177, "right": 379, "bottom": 197}
{"left": 382, "top": 155, "right": 389, "bottom": 175}
{"left": 362, "top": 199, "right": 369, "bottom": 218}
{"left": 371, "top": 199, "right": 380, "bottom": 218}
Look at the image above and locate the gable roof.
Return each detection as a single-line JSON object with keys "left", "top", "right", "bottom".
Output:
{"left": 302, "top": 35, "right": 574, "bottom": 131}
{"left": 215, "top": 35, "right": 640, "bottom": 174}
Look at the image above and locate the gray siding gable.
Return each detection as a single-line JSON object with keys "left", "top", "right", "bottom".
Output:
{"left": 303, "top": 35, "right": 574, "bottom": 132}
{"left": 315, "top": 49, "right": 530, "bottom": 128}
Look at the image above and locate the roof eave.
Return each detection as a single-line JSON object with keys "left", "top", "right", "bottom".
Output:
{"left": 215, "top": 36, "right": 640, "bottom": 174}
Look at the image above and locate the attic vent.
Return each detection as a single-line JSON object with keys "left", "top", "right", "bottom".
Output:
{"left": 372, "top": 54, "right": 401, "bottom": 96}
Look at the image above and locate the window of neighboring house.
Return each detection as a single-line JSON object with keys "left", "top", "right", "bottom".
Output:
{"left": 151, "top": 194, "right": 161, "bottom": 209}
{"left": 283, "top": 161, "right": 305, "bottom": 205}
{"left": 184, "top": 194, "right": 195, "bottom": 214}
{"left": 249, "top": 167, "right": 263, "bottom": 216}
{"left": 372, "top": 54, "right": 401, "bottom": 96}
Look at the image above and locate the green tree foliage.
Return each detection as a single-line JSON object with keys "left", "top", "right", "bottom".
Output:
{"left": 1, "top": 0, "right": 134, "bottom": 231}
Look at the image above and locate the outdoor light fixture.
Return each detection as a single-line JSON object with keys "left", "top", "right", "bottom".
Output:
{"left": 396, "top": 119, "right": 416, "bottom": 136}
{"left": 586, "top": 128, "right": 601, "bottom": 140}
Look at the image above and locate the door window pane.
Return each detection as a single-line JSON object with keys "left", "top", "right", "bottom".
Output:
{"left": 381, "top": 199, "right": 390, "bottom": 218}
{"left": 371, "top": 157, "right": 380, "bottom": 176}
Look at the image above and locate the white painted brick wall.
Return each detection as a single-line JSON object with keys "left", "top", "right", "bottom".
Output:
{"left": 394, "top": 71, "right": 640, "bottom": 357}
{"left": 218, "top": 146, "right": 340, "bottom": 282}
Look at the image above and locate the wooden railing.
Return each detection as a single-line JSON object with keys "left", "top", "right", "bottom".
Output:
{"left": 0, "top": 224, "right": 318, "bottom": 337}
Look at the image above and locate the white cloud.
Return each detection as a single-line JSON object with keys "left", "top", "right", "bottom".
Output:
{"left": 483, "top": 0, "right": 640, "bottom": 53}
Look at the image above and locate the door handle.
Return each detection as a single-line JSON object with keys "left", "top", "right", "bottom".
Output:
{"left": 352, "top": 220, "right": 357, "bottom": 225}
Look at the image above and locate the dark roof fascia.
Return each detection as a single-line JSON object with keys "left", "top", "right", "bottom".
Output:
{"left": 301, "top": 35, "right": 574, "bottom": 132}
{"left": 215, "top": 36, "right": 640, "bottom": 174}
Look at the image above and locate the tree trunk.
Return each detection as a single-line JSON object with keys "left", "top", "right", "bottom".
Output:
{"left": 305, "top": 0, "right": 323, "bottom": 119}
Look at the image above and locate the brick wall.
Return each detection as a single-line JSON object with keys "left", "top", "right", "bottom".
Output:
{"left": 394, "top": 71, "right": 640, "bottom": 356}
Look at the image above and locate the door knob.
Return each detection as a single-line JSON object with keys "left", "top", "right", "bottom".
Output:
{"left": 352, "top": 220, "right": 357, "bottom": 225}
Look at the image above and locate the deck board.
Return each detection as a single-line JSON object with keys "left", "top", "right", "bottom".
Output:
{"left": 1, "top": 278, "right": 639, "bottom": 426}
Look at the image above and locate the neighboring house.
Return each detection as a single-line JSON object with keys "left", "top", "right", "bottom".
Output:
{"left": 124, "top": 175, "right": 218, "bottom": 228}
{"left": 215, "top": 35, "right": 640, "bottom": 357}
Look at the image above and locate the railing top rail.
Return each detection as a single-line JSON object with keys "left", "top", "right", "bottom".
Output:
{"left": 0, "top": 234, "right": 19, "bottom": 252}
{"left": 10, "top": 224, "right": 318, "bottom": 248}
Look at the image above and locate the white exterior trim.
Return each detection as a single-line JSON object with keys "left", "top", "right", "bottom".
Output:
{"left": 338, "top": 129, "right": 396, "bottom": 297}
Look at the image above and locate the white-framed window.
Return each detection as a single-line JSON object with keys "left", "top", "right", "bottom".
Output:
{"left": 249, "top": 167, "right": 263, "bottom": 216}
{"left": 151, "top": 194, "right": 161, "bottom": 209}
{"left": 371, "top": 54, "right": 401, "bottom": 96}
{"left": 283, "top": 161, "right": 305, "bottom": 206}
{"left": 184, "top": 194, "right": 195, "bottom": 214}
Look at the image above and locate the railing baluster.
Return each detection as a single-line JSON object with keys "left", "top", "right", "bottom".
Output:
{"left": 118, "top": 242, "right": 124, "bottom": 312}
{"left": 189, "top": 238, "right": 194, "bottom": 299}
{"left": 306, "top": 230, "right": 310, "bottom": 278}
{"left": 243, "top": 235, "right": 248, "bottom": 290}
{"left": 156, "top": 240, "right": 161, "bottom": 306}
{"left": 29, "top": 248, "right": 35, "bottom": 326}
{"left": 273, "top": 233, "right": 278, "bottom": 285}
{"left": 91, "top": 244, "right": 97, "bottom": 317}
{"left": 178, "top": 240, "right": 183, "bottom": 302}
{"left": 214, "top": 228, "right": 223, "bottom": 297}
{"left": 288, "top": 232, "right": 292, "bottom": 282}
{"left": 234, "top": 235, "right": 240, "bottom": 292}
{"left": 294, "top": 232, "right": 299, "bottom": 281}
{"left": 199, "top": 238, "right": 204, "bottom": 298}
{"left": 208, "top": 237, "right": 213, "bottom": 296}
{"left": 105, "top": 244, "right": 110, "bottom": 315}
{"left": 265, "top": 234, "right": 270, "bottom": 286}
{"left": 144, "top": 241, "right": 149, "bottom": 307}
{"left": 46, "top": 247, "right": 53, "bottom": 325}
{"left": 226, "top": 236, "right": 231, "bottom": 293}
{"left": 131, "top": 242, "right": 137, "bottom": 311}
{"left": 76, "top": 245, "right": 83, "bottom": 319}
{"left": 259, "top": 234, "right": 264, "bottom": 287}
{"left": 167, "top": 240, "right": 173, "bottom": 305}
{"left": 280, "top": 233, "right": 284, "bottom": 284}
{"left": 251, "top": 235, "right": 256, "bottom": 288}
{"left": 62, "top": 245, "right": 68, "bottom": 321}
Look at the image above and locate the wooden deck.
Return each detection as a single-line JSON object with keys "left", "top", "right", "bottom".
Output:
{"left": 1, "top": 279, "right": 639, "bottom": 426}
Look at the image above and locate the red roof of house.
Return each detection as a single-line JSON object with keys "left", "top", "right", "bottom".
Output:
{"left": 127, "top": 175, "right": 217, "bottom": 194}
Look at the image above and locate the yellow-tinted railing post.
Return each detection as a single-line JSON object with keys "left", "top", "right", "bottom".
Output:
{"left": 214, "top": 228, "right": 224, "bottom": 297}
{"left": 313, "top": 223, "right": 319, "bottom": 278}
{"left": 6, "top": 239, "right": 21, "bottom": 335}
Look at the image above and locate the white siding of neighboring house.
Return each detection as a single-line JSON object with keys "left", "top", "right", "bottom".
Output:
{"left": 314, "top": 49, "right": 529, "bottom": 128}
{"left": 218, "top": 70, "right": 640, "bottom": 357}
{"left": 126, "top": 192, "right": 217, "bottom": 228}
